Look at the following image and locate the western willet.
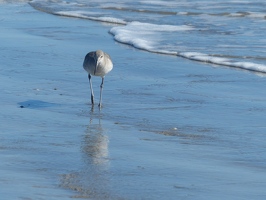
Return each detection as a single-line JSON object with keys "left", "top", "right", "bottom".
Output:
{"left": 83, "top": 50, "right": 113, "bottom": 107}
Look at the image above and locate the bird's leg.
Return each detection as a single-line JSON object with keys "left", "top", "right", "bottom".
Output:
{"left": 88, "top": 74, "right": 94, "bottom": 105}
{"left": 98, "top": 77, "right": 104, "bottom": 107}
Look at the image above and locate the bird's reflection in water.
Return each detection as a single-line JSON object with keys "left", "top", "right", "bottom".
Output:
{"left": 79, "top": 106, "right": 111, "bottom": 198}
{"left": 60, "top": 106, "right": 112, "bottom": 199}
{"left": 82, "top": 106, "right": 109, "bottom": 167}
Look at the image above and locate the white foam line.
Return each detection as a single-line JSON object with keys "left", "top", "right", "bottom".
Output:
{"left": 55, "top": 11, "right": 127, "bottom": 25}
{"left": 110, "top": 26, "right": 266, "bottom": 73}
{"left": 35, "top": 5, "right": 266, "bottom": 74}
{"left": 128, "top": 21, "right": 195, "bottom": 31}
{"left": 179, "top": 52, "right": 266, "bottom": 73}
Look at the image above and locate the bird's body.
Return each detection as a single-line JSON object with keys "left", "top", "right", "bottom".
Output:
{"left": 83, "top": 50, "right": 113, "bottom": 77}
{"left": 83, "top": 50, "right": 113, "bottom": 107}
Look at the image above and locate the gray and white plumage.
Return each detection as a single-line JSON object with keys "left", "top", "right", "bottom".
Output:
{"left": 83, "top": 50, "right": 113, "bottom": 107}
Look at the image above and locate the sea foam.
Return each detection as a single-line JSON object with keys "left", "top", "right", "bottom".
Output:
{"left": 109, "top": 22, "right": 194, "bottom": 53}
{"left": 179, "top": 52, "right": 266, "bottom": 73}
{"left": 29, "top": 0, "right": 266, "bottom": 74}
{"left": 110, "top": 22, "right": 266, "bottom": 73}
{"left": 56, "top": 11, "right": 127, "bottom": 24}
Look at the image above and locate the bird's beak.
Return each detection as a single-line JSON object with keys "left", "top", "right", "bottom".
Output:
{"left": 94, "top": 59, "right": 99, "bottom": 75}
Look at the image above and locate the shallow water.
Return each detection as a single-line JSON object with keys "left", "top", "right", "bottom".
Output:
{"left": 1, "top": 2, "right": 266, "bottom": 200}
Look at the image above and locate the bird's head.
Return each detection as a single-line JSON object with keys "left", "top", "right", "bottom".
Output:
{"left": 93, "top": 50, "right": 104, "bottom": 75}
{"left": 95, "top": 50, "right": 104, "bottom": 66}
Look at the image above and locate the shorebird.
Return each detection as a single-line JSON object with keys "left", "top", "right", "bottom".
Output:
{"left": 83, "top": 50, "right": 113, "bottom": 107}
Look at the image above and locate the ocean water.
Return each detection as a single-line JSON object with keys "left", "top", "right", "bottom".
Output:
{"left": 1, "top": 1, "right": 266, "bottom": 199}
{"left": 29, "top": 0, "right": 266, "bottom": 73}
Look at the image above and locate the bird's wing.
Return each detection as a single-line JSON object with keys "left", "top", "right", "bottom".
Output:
{"left": 83, "top": 51, "right": 97, "bottom": 74}
{"left": 84, "top": 51, "right": 96, "bottom": 64}
{"left": 87, "top": 51, "right": 95, "bottom": 60}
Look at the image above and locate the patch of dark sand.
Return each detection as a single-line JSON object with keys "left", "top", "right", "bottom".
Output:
{"left": 140, "top": 126, "right": 217, "bottom": 145}
{"left": 59, "top": 173, "right": 125, "bottom": 200}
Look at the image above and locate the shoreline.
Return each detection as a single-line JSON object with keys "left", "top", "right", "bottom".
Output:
{"left": 29, "top": 1, "right": 266, "bottom": 75}
{"left": 1, "top": 2, "right": 266, "bottom": 199}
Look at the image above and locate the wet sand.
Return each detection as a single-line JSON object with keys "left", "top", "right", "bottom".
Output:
{"left": 1, "top": 2, "right": 266, "bottom": 200}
